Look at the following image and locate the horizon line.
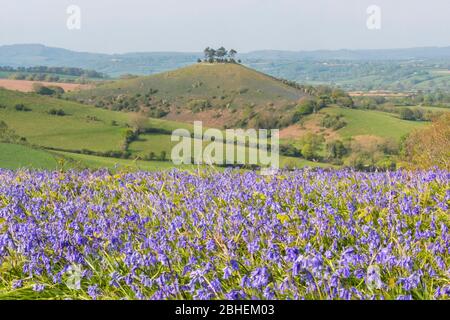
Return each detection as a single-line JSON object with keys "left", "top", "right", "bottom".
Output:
{"left": 2, "top": 43, "right": 450, "bottom": 56}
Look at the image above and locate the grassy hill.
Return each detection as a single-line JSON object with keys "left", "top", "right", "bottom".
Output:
{"left": 66, "top": 63, "right": 309, "bottom": 128}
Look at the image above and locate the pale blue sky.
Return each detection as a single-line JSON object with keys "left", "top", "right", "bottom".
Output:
{"left": 0, "top": 0, "right": 449, "bottom": 53}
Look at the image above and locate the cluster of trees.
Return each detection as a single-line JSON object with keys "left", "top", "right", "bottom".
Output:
{"left": 0, "top": 66, "right": 106, "bottom": 78}
{"left": 283, "top": 130, "right": 402, "bottom": 169}
{"left": 354, "top": 96, "right": 444, "bottom": 122}
{"left": 398, "top": 107, "right": 430, "bottom": 121}
{"left": 396, "top": 91, "right": 450, "bottom": 107}
{"left": 281, "top": 81, "right": 354, "bottom": 109}
{"left": 201, "top": 47, "right": 240, "bottom": 63}
{"left": 9, "top": 73, "right": 61, "bottom": 82}
{"left": 291, "top": 92, "right": 352, "bottom": 124}
{"left": 321, "top": 114, "right": 347, "bottom": 130}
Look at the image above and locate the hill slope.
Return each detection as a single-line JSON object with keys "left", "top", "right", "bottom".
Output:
{"left": 67, "top": 63, "right": 309, "bottom": 128}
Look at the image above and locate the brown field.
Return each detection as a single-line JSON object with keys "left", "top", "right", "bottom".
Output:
{"left": 0, "top": 79, "right": 90, "bottom": 92}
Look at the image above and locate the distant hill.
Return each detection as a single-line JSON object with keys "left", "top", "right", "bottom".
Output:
{"left": 66, "top": 63, "right": 310, "bottom": 128}
{"left": 0, "top": 44, "right": 199, "bottom": 77}
{"left": 2, "top": 44, "right": 450, "bottom": 77}
{"left": 242, "top": 47, "right": 450, "bottom": 61}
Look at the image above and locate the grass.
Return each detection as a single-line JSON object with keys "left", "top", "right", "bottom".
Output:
{"left": 0, "top": 89, "right": 194, "bottom": 152}
{"left": 0, "top": 88, "right": 329, "bottom": 171}
{"left": 323, "top": 106, "right": 426, "bottom": 140}
{"left": 0, "top": 143, "right": 58, "bottom": 169}
{"left": 51, "top": 150, "right": 201, "bottom": 171}
{"left": 130, "top": 132, "right": 333, "bottom": 168}
{"left": 0, "top": 89, "right": 130, "bottom": 151}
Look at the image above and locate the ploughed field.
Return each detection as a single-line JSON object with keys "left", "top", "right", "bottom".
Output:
{"left": 0, "top": 169, "right": 448, "bottom": 300}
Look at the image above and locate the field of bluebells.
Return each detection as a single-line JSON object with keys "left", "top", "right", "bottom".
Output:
{"left": 0, "top": 168, "right": 448, "bottom": 300}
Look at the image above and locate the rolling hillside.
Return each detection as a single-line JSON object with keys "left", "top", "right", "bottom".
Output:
{"left": 66, "top": 63, "right": 310, "bottom": 128}
{"left": 0, "top": 88, "right": 316, "bottom": 170}
{"left": 0, "top": 62, "right": 445, "bottom": 171}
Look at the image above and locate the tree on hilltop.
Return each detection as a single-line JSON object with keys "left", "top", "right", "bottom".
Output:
{"left": 215, "top": 47, "right": 228, "bottom": 62}
{"left": 202, "top": 47, "right": 238, "bottom": 63}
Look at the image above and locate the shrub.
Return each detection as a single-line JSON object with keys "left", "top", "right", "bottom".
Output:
{"left": 48, "top": 108, "right": 66, "bottom": 116}
{"left": 15, "top": 104, "right": 31, "bottom": 112}
{"left": 33, "top": 83, "right": 63, "bottom": 95}
{"left": 188, "top": 99, "right": 211, "bottom": 113}
{"left": 159, "top": 151, "right": 167, "bottom": 161}
{"left": 399, "top": 108, "right": 416, "bottom": 121}
{"left": 296, "top": 98, "right": 316, "bottom": 116}
{"left": 326, "top": 140, "right": 348, "bottom": 159}
{"left": 321, "top": 114, "right": 347, "bottom": 130}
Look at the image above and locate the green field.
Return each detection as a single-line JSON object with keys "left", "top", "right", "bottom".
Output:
{"left": 0, "top": 143, "right": 210, "bottom": 172}
{"left": 0, "top": 89, "right": 131, "bottom": 151}
{"left": 1, "top": 88, "right": 327, "bottom": 170}
{"left": 323, "top": 106, "right": 426, "bottom": 140}
{"left": 0, "top": 143, "right": 58, "bottom": 169}
{"left": 51, "top": 150, "right": 201, "bottom": 171}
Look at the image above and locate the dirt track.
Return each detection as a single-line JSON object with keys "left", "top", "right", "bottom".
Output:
{"left": 0, "top": 79, "right": 90, "bottom": 92}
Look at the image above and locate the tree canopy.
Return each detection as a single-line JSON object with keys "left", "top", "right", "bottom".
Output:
{"left": 202, "top": 47, "right": 239, "bottom": 63}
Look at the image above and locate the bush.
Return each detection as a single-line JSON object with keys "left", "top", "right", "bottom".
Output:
{"left": 33, "top": 83, "right": 65, "bottom": 95}
{"left": 299, "top": 133, "right": 325, "bottom": 161}
{"left": 399, "top": 108, "right": 416, "bottom": 121}
{"left": 296, "top": 98, "right": 316, "bottom": 116}
{"left": 159, "top": 151, "right": 167, "bottom": 161}
{"left": 326, "top": 140, "right": 348, "bottom": 159}
{"left": 15, "top": 104, "right": 31, "bottom": 112}
{"left": 279, "top": 144, "right": 301, "bottom": 157}
{"left": 335, "top": 96, "right": 354, "bottom": 108}
{"left": 321, "top": 114, "right": 347, "bottom": 130}
{"left": 48, "top": 108, "right": 66, "bottom": 116}
{"left": 188, "top": 99, "right": 211, "bottom": 113}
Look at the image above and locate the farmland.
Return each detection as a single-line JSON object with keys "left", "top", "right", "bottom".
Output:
{"left": 323, "top": 107, "right": 426, "bottom": 140}
{"left": 0, "top": 79, "right": 90, "bottom": 93}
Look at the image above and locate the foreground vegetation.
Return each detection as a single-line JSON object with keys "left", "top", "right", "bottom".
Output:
{"left": 0, "top": 169, "right": 448, "bottom": 300}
